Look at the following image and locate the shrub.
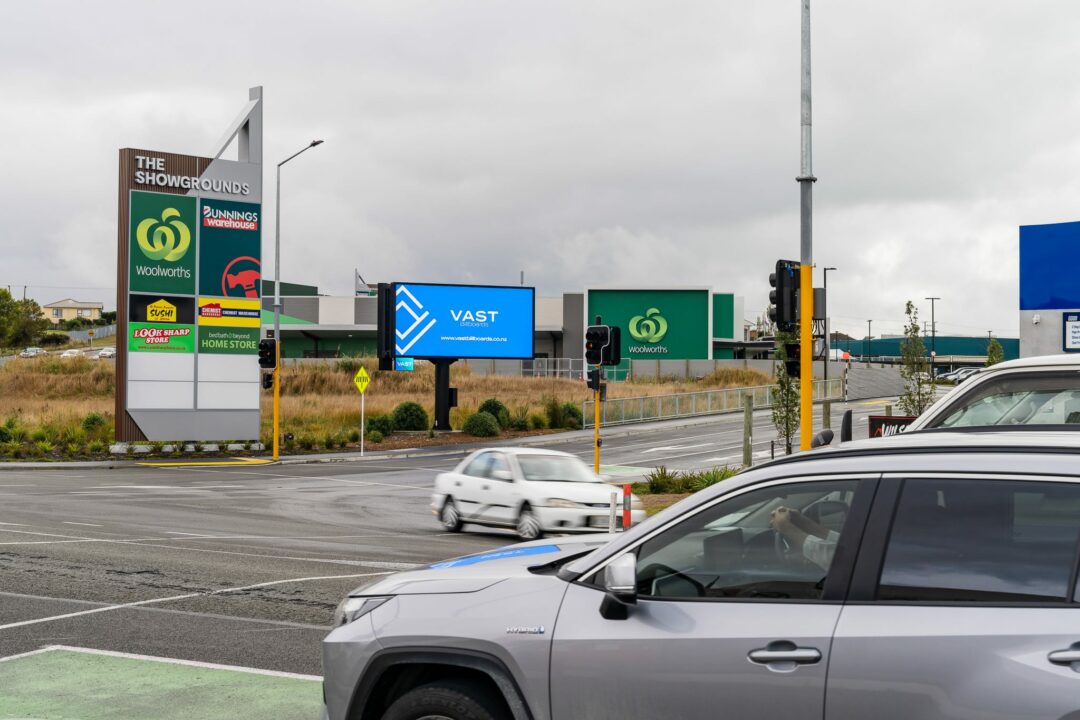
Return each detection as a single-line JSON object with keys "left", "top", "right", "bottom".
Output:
{"left": 564, "top": 417, "right": 581, "bottom": 430}
{"left": 149, "top": 441, "right": 165, "bottom": 455}
{"left": 335, "top": 356, "right": 362, "bottom": 374}
{"left": 284, "top": 437, "right": 296, "bottom": 453}
{"left": 561, "top": 402, "right": 583, "bottom": 427}
{"left": 462, "top": 411, "right": 500, "bottom": 437}
{"left": 82, "top": 412, "right": 106, "bottom": 432}
{"left": 367, "top": 414, "right": 394, "bottom": 437}
{"left": 645, "top": 466, "right": 689, "bottom": 494}
{"left": 64, "top": 443, "right": 81, "bottom": 458}
{"left": 366, "top": 430, "right": 384, "bottom": 444}
{"left": 508, "top": 406, "right": 529, "bottom": 431}
{"left": 298, "top": 434, "right": 316, "bottom": 450}
{"left": 478, "top": 399, "right": 510, "bottom": 429}
{"left": 688, "top": 466, "right": 739, "bottom": 493}
{"left": 39, "top": 333, "right": 68, "bottom": 346}
{"left": 392, "top": 401, "right": 429, "bottom": 431}
{"left": 348, "top": 428, "right": 361, "bottom": 443}
{"left": 30, "top": 429, "right": 48, "bottom": 443}
{"left": 0, "top": 426, "right": 9, "bottom": 444}
{"left": 1, "top": 441, "right": 22, "bottom": 458}
{"left": 323, "top": 432, "right": 338, "bottom": 449}
{"left": 87, "top": 440, "right": 106, "bottom": 454}
{"left": 543, "top": 396, "right": 565, "bottom": 430}
{"left": 527, "top": 413, "right": 548, "bottom": 430}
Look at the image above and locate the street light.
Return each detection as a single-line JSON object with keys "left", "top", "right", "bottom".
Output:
{"left": 273, "top": 139, "right": 325, "bottom": 460}
{"left": 866, "top": 319, "right": 873, "bottom": 361}
{"left": 822, "top": 267, "right": 837, "bottom": 386}
{"left": 925, "top": 296, "right": 940, "bottom": 381}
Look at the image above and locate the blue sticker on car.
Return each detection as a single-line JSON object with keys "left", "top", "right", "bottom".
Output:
{"left": 429, "top": 544, "right": 561, "bottom": 569}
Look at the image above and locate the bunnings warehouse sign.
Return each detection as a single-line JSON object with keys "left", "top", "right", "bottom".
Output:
{"left": 115, "top": 87, "right": 264, "bottom": 442}
{"left": 586, "top": 289, "right": 711, "bottom": 359}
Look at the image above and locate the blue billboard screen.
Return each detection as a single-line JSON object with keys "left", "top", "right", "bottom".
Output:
{"left": 392, "top": 283, "right": 535, "bottom": 360}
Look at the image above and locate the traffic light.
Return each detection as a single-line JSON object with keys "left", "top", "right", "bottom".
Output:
{"left": 585, "top": 324, "right": 609, "bottom": 365}
{"left": 784, "top": 342, "right": 801, "bottom": 379}
{"left": 602, "top": 326, "right": 621, "bottom": 366}
{"left": 768, "top": 259, "right": 801, "bottom": 332}
{"left": 258, "top": 339, "right": 277, "bottom": 369}
{"left": 587, "top": 367, "right": 602, "bottom": 391}
{"left": 261, "top": 373, "right": 274, "bottom": 389}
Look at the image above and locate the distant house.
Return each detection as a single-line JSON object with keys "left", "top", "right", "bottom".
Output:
{"left": 43, "top": 299, "right": 104, "bottom": 325}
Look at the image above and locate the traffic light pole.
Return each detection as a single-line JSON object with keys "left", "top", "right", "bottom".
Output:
{"left": 593, "top": 376, "right": 601, "bottom": 474}
{"left": 273, "top": 341, "right": 280, "bottom": 460}
{"left": 798, "top": 0, "right": 816, "bottom": 452}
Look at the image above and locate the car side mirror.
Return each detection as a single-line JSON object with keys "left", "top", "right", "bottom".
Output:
{"left": 600, "top": 553, "right": 637, "bottom": 620}
{"left": 491, "top": 469, "right": 513, "bottom": 482}
{"left": 810, "top": 428, "right": 834, "bottom": 448}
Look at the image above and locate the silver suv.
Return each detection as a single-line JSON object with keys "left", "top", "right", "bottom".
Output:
{"left": 324, "top": 431, "right": 1080, "bottom": 720}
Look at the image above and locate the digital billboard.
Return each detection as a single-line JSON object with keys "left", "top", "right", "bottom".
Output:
{"left": 586, "top": 288, "right": 711, "bottom": 360}
{"left": 392, "top": 283, "right": 534, "bottom": 360}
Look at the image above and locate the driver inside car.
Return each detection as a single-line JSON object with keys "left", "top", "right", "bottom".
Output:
{"left": 769, "top": 506, "right": 838, "bottom": 570}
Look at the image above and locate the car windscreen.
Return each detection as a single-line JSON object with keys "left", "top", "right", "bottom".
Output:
{"left": 517, "top": 454, "right": 600, "bottom": 482}
{"left": 930, "top": 371, "right": 1080, "bottom": 428}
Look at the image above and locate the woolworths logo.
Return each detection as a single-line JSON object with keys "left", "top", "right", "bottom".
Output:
{"left": 136, "top": 208, "right": 191, "bottom": 262}
{"left": 629, "top": 308, "right": 668, "bottom": 343}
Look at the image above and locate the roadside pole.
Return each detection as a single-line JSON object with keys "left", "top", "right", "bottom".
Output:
{"left": 798, "top": 0, "right": 816, "bottom": 451}
{"left": 742, "top": 393, "right": 753, "bottom": 467}
{"left": 593, "top": 376, "right": 601, "bottom": 474}
{"left": 273, "top": 341, "right": 280, "bottom": 460}
{"left": 354, "top": 366, "right": 371, "bottom": 457}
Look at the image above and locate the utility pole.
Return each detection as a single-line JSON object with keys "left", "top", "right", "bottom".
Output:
{"left": 866, "top": 320, "right": 872, "bottom": 360}
{"left": 797, "top": 0, "right": 817, "bottom": 451}
{"left": 925, "top": 297, "right": 940, "bottom": 380}
{"left": 823, "top": 267, "right": 836, "bottom": 388}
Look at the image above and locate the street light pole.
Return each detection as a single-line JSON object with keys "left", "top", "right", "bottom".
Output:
{"left": 866, "top": 319, "right": 872, "bottom": 361}
{"left": 797, "top": 0, "right": 817, "bottom": 450}
{"left": 925, "top": 296, "right": 940, "bottom": 381}
{"left": 822, "top": 267, "right": 836, "bottom": 386}
{"left": 272, "top": 139, "right": 324, "bottom": 460}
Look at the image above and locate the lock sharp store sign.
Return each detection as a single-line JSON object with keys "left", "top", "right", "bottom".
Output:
{"left": 115, "top": 87, "right": 264, "bottom": 442}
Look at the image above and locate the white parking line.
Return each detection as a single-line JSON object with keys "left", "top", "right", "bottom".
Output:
{"left": 62, "top": 522, "right": 103, "bottom": 527}
{"left": 0, "top": 572, "right": 391, "bottom": 632}
{"left": 1, "top": 645, "right": 323, "bottom": 680}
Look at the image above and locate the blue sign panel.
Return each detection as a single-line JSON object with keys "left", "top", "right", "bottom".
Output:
{"left": 394, "top": 357, "right": 415, "bottom": 372}
{"left": 393, "top": 283, "right": 535, "bottom": 360}
{"left": 1020, "top": 221, "right": 1080, "bottom": 310}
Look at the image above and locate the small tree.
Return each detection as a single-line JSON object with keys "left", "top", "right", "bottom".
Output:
{"left": 771, "top": 331, "right": 800, "bottom": 454}
{"left": 898, "top": 301, "right": 935, "bottom": 416}
{"left": 986, "top": 337, "right": 1004, "bottom": 366}
{"left": 7, "top": 299, "right": 49, "bottom": 347}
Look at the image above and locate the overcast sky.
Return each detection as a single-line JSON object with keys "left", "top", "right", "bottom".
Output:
{"left": 3, "top": 1, "right": 1079, "bottom": 338}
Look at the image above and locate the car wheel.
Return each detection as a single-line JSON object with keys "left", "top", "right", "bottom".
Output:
{"left": 381, "top": 679, "right": 508, "bottom": 720}
{"left": 516, "top": 505, "right": 543, "bottom": 541}
{"left": 440, "top": 498, "right": 463, "bottom": 532}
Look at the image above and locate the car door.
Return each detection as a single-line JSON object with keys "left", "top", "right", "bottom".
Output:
{"left": 452, "top": 452, "right": 493, "bottom": 521}
{"left": 827, "top": 474, "right": 1080, "bottom": 720}
{"left": 481, "top": 452, "right": 519, "bottom": 525}
{"left": 550, "top": 475, "right": 876, "bottom": 720}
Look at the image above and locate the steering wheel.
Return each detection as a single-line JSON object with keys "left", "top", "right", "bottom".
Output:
{"left": 773, "top": 529, "right": 795, "bottom": 561}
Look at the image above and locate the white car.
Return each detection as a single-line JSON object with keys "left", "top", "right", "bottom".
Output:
{"left": 94, "top": 347, "right": 116, "bottom": 360}
{"left": 59, "top": 348, "right": 82, "bottom": 359}
{"left": 432, "top": 448, "right": 645, "bottom": 540}
{"left": 908, "top": 353, "right": 1080, "bottom": 431}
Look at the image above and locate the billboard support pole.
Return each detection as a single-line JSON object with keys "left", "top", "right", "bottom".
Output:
{"left": 273, "top": 341, "right": 280, "bottom": 460}
{"left": 433, "top": 359, "right": 456, "bottom": 431}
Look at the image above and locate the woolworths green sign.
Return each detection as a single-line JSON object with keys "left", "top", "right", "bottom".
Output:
{"left": 587, "top": 289, "right": 710, "bottom": 359}
{"left": 129, "top": 191, "right": 197, "bottom": 295}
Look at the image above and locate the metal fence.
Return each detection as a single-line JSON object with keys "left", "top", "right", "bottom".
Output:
{"left": 66, "top": 324, "right": 117, "bottom": 341}
{"left": 583, "top": 378, "right": 845, "bottom": 428}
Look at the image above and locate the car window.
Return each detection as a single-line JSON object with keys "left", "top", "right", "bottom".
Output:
{"left": 462, "top": 453, "right": 493, "bottom": 478}
{"left": 632, "top": 480, "right": 860, "bottom": 601}
{"left": 931, "top": 371, "right": 1080, "bottom": 428}
{"left": 489, "top": 453, "right": 511, "bottom": 479}
{"left": 517, "top": 454, "right": 600, "bottom": 483}
{"left": 878, "top": 478, "right": 1080, "bottom": 603}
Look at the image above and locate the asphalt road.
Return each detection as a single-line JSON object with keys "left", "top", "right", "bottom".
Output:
{"left": 0, "top": 396, "right": 896, "bottom": 678}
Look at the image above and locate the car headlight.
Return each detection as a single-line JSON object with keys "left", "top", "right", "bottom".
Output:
{"left": 546, "top": 498, "right": 587, "bottom": 508}
{"left": 333, "top": 596, "right": 391, "bottom": 627}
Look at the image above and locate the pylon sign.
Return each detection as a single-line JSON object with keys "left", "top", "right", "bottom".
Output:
{"left": 115, "top": 88, "right": 264, "bottom": 443}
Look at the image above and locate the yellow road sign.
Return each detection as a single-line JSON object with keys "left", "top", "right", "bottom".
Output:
{"left": 353, "top": 366, "right": 371, "bottom": 394}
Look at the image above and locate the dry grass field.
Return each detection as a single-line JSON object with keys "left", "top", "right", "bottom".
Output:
{"left": 0, "top": 356, "right": 771, "bottom": 455}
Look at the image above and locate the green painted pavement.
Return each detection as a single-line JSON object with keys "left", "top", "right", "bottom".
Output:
{"left": 0, "top": 649, "right": 321, "bottom": 720}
